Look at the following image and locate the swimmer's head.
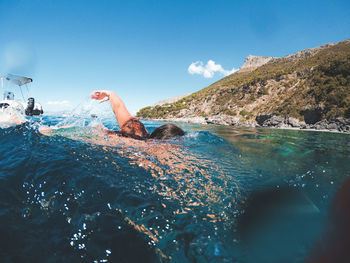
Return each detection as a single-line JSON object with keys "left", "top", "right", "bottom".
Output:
{"left": 150, "top": 124, "right": 185, "bottom": 140}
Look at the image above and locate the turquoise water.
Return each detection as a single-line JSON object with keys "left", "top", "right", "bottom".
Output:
{"left": 0, "top": 116, "right": 349, "bottom": 262}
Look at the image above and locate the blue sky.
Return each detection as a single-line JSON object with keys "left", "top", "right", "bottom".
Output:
{"left": 0, "top": 0, "right": 349, "bottom": 114}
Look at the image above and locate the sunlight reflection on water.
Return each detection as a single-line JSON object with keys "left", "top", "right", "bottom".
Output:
{"left": 0, "top": 117, "right": 349, "bottom": 262}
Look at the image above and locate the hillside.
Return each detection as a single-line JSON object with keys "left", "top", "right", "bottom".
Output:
{"left": 153, "top": 94, "right": 189, "bottom": 106}
{"left": 137, "top": 39, "right": 350, "bottom": 132}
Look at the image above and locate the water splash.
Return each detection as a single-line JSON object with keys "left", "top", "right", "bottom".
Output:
{"left": 0, "top": 107, "right": 26, "bottom": 128}
{"left": 1, "top": 117, "right": 349, "bottom": 262}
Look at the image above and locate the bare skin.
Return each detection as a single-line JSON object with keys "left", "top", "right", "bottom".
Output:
{"left": 39, "top": 89, "right": 238, "bottom": 210}
{"left": 90, "top": 90, "right": 135, "bottom": 129}
{"left": 40, "top": 90, "right": 140, "bottom": 136}
{"left": 38, "top": 92, "right": 239, "bottom": 252}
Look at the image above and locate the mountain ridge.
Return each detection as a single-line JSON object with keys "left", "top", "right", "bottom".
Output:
{"left": 137, "top": 39, "right": 350, "bottom": 132}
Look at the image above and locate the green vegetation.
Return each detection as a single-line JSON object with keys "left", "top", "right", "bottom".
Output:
{"left": 307, "top": 57, "right": 350, "bottom": 119}
{"left": 136, "top": 101, "right": 187, "bottom": 118}
{"left": 239, "top": 110, "right": 248, "bottom": 116}
{"left": 239, "top": 110, "right": 253, "bottom": 120}
{"left": 222, "top": 109, "right": 237, "bottom": 116}
{"left": 137, "top": 40, "right": 350, "bottom": 121}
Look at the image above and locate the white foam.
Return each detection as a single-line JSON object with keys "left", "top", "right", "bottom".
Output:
{"left": 0, "top": 108, "right": 26, "bottom": 128}
{"left": 185, "top": 131, "right": 199, "bottom": 139}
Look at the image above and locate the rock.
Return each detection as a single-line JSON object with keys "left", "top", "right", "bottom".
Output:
{"left": 238, "top": 55, "right": 275, "bottom": 72}
{"left": 314, "top": 120, "right": 328, "bottom": 130}
{"left": 327, "top": 123, "right": 338, "bottom": 130}
{"left": 154, "top": 94, "right": 189, "bottom": 106}
{"left": 306, "top": 118, "right": 350, "bottom": 132}
{"left": 331, "top": 118, "right": 350, "bottom": 132}
{"left": 256, "top": 114, "right": 285, "bottom": 127}
{"left": 269, "top": 116, "right": 286, "bottom": 127}
{"left": 205, "top": 115, "right": 239, "bottom": 125}
{"left": 149, "top": 115, "right": 350, "bottom": 134}
{"left": 286, "top": 117, "right": 306, "bottom": 128}
{"left": 285, "top": 43, "right": 336, "bottom": 60}
{"left": 256, "top": 114, "right": 273, "bottom": 126}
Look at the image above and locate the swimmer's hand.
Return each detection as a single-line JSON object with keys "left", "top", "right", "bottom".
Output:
{"left": 90, "top": 90, "right": 111, "bottom": 103}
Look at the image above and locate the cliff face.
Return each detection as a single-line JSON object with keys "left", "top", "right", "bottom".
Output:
{"left": 154, "top": 94, "right": 189, "bottom": 106}
{"left": 137, "top": 39, "right": 350, "bottom": 132}
{"left": 238, "top": 55, "right": 275, "bottom": 72}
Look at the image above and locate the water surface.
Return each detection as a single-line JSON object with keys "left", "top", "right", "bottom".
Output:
{"left": 0, "top": 116, "right": 349, "bottom": 262}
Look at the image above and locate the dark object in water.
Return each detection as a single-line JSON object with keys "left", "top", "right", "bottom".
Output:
{"left": 80, "top": 213, "right": 162, "bottom": 263}
{"left": 306, "top": 176, "right": 350, "bottom": 263}
{"left": 237, "top": 184, "right": 321, "bottom": 263}
{"left": 107, "top": 123, "right": 185, "bottom": 141}
{"left": 150, "top": 124, "right": 185, "bottom": 140}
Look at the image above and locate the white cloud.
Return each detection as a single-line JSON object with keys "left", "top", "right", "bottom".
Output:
{"left": 45, "top": 100, "right": 73, "bottom": 113}
{"left": 47, "top": 100, "right": 71, "bottom": 106}
{"left": 188, "top": 60, "right": 237, "bottom": 78}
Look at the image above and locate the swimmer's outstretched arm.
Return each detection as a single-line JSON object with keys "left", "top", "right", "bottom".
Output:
{"left": 90, "top": 90, "right": 134, "bottom": 128}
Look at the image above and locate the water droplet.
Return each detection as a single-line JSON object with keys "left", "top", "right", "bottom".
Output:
{"left": 214, "top": 244, "right": 220, "bottom": 256}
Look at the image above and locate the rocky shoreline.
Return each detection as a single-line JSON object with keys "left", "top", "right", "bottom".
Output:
{"left": 138, "top": 40, "right": 350, "bottom": 135}
{"left": 144, "top": 115, "right": 350, "bottom": 134}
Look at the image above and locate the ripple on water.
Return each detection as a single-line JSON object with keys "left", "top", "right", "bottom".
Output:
{"left": 0, "top": 118, "right": 349, "bottom": 262}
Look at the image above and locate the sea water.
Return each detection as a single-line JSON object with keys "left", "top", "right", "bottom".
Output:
{"left": 0, "top": 115, "right": 349, "bottom": 262}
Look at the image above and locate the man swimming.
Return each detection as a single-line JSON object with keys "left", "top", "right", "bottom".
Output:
{"left": 38, "top": 91, "right": 225, "bottom": 219}
{"left": 90, "top": 90, "right": 184, "bottom": 140}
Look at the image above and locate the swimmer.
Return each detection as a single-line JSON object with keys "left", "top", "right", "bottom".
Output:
{"left": 39, "top": 91, "right": 229, "bottom": 218}
{"left": 90, "top": 90, "right": 184, "bottom": 140}
{"left": 39, "top": 90, "right": 184, "bottom": 140}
